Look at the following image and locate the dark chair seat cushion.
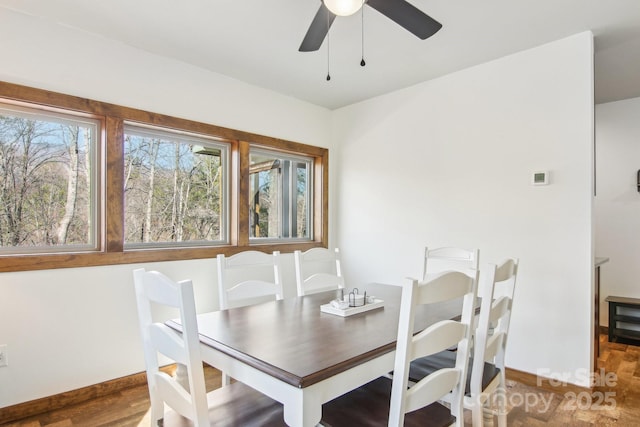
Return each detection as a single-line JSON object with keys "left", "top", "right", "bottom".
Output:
{"left": 408, "top": 350, "right": 501, "bottom": 396}
{"left": 164, "top": 381, "right": 287, "bottom": 426}
{"left": 321, "top": 376, "right": 455, "bottom": 427}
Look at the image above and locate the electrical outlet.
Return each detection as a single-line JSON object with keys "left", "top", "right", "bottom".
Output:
{"left": 0, "top": 344, "right": 8, "bottom": 367}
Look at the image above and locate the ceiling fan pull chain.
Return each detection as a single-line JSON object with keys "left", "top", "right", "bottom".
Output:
{"left": 326, "top": 7, "right": 331, "bottom": 81}
{"left": 360, "top": 1, "right": 366, "bottom": 67}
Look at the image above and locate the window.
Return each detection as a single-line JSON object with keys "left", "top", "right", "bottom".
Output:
{"left": 0, "top": 102, "right": 99, "bottom": 253}
{"left": 123, "top": 124, "right": 228, "bottom": 248}
{"left": 249, "top": 149, "right": 312, "bottom": 241}
{"left": 0, "top": 81, "right": 328, "bottom": 272}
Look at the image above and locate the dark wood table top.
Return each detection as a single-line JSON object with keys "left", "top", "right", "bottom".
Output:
{"left": 605, "top": 295, "right": 640, "bottom": 305}
{"left": 167, "top": 283, "right": 463, "bottom": 388}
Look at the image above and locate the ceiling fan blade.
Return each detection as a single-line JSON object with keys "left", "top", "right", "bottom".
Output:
{"left": 366, "top": 0, "right": 442, "bottom": 40}
{"left": 299, "top": 4, "right": 336, "bottom": 52}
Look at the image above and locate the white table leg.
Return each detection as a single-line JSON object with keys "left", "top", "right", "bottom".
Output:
{"left": 283, "top": 390, "right": 322, "bottom": 427}
{"left": 483, "top": 402, "right": 495, "bottom": 427}
{"left": 175, "top": 363, "right": 189, "bottom": 390}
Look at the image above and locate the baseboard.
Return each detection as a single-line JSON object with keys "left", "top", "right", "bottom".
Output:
{"left": 0, "top": 365, "right": 175, "bottom": 425}
{"left": 506, "top": 367, "right": 591, "bottom": 395}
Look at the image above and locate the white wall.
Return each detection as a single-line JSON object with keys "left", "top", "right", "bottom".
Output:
{"left": 0, "top": 9, "right": 330, "bottom": 408}
{"left": 331, "top": 32, "right": 595, "bottom": 386}
{"left": 595, "top": 97, "right": 640, "bottom": 324}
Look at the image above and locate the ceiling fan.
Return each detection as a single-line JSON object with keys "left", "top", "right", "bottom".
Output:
{"left": 299, "top": 0, "right": 443, "bottom": 52}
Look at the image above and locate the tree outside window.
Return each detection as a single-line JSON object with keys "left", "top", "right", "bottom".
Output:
{"left": 123, "top": 125, "right": 228, "bottom": 247}
{"left": 0, "top": 105, "right": 98, "bottom": 252}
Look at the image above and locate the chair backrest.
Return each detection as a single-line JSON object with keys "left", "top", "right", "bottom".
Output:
{"left": 133, "top": 268, "right": 209, "bottom": 426}
{"left": 422, "top": 246, "right": 479, "bottom": 282}
{"left": 217, "top": 250, "right": 284, "bottom": 310}
{"left": 294, "top": 247, "right": 345, "bottom": 296}
{"left": 389, "top": 270, "right": 478, "bottom": 427}
{"left": 470, "top": 258, "right": 519, "bottom": 394}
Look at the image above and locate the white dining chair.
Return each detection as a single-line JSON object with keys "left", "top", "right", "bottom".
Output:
{"left": 133, "top": 268, "right": 286, "bottom": 427}
{"left": 216, "top": 250, "right": 283, "bottom": 385}
{"left": 423, "top": 246, "right": 480, "bottom": 348}
{"left": 409, "top": 258, "right": 519, "bottom": 427}
{"left": 216, "top": 250, "right": 283, "bottom": 310}
{"left": 423, "top": 246, "right": 480, "bottom": 282}
{"left": 320, "top": 270, "right": 478, "bottom": 427}
{"left": 293, "top": 247, "right": 344, "bottom": 296}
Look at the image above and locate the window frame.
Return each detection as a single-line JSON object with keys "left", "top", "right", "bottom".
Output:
{"left": 122, "top": 122, "right": 231, "bottom": 249}
{"left": 0, "top": 81, "right": 328, "bottom": 272}
{"left": 248, "top": 147, "right": 314, "bottom": 243}
{"left": 0, "top": 100, "right": 104, "bottom": 254}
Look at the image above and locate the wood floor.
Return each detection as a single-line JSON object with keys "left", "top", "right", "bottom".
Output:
{"left": 3, "top": 335, "right": 639, "bottom": 427}
{"left": 497, "top": 334, "right": 640, "bottom": 427}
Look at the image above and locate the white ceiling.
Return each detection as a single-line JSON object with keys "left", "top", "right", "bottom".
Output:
{"left": 2, "top": 0, "right": 640, "bottom": 109}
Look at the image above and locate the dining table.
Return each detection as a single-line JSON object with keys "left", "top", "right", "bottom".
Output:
{"left": 166, "top": 282, "right": 465, "bottom": 427}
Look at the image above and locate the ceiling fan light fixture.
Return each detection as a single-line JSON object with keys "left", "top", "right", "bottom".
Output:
{"left": 323, "top": 0, "right": 362, "bottom": 17}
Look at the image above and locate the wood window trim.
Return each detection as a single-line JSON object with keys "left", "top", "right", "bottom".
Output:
{"left": 0, "top": 81, "right": 328, "bottom": 273}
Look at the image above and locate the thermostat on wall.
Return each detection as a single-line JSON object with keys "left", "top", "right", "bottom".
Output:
{"left": 532, "top": 171, "right": 549, "bottom": 185}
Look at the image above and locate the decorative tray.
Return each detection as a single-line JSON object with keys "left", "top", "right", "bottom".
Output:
{"left": 320, "top": 298, "right": 384, "bottom": 317}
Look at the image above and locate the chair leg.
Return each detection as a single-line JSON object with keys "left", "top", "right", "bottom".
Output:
{"left": 472, "top": 403, "right": 485, "bottom": 427}
{"left": 496, "top": 372, "right": 507, "bottom": 427}
{"left": 148, "top": 388, "right": 164, "bottom": 426}
{"left": 470, "top": 392, "right": 491, "bottom": 427}
{"left": 146, "top": 373, "right": 165, "bottom": 426}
